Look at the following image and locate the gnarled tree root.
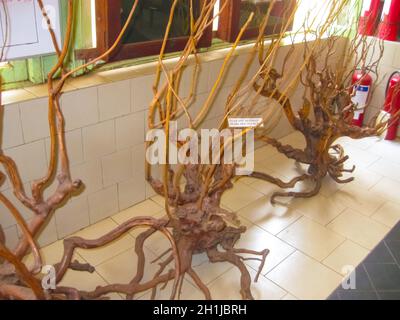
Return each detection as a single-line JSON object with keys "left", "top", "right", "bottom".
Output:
{"left": 0, "top": 216, "right": 181, "bottom": 301}
{"left": 250, "top": 138, "right": 357, "bottom": 203}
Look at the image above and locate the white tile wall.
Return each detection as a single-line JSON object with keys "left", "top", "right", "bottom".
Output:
{"left": 0, "top": 194, "right": 21, "bottom": 229}
{"left": 17, "top": 216, "right": 59, "bottom": 247}
{"left": 82, "top": 120, "right": 116, "bottom": 160}
{"left": 1, "top": 103, "right": 24, "bottom": 149}
{"left": 364, "top": 39, "right": 400, "bottom": 137}
{"left": 102, "top": 149, "right": 133, "bottom": 187}
{"left": 45, "top": 129, "right": 84, "bottom": 166}
{"left": 1, "top": 185, "right": 32, "bottom": 222}
{"left": 115, "top": 112, "right": 145, "bottom": 149}
{"left": 118, "top": 175, "right": 146, "bottom": 210}
{"left": 3, "top": 225, "right": 19, "bottom": 249}
{"left": 88, "top": 184, "right": 119, "bottom": 223}
{"left": 36, "top": 216, "right": 59, "bottom": 247}
{"left": 132, "top": 74, "right": 156, "bottom": 113}
{"left": 19, "top": 98, "right": 49, "bottom": 143}
{"left": 70, "top": 160, "right": 103, "bottom": 194}
{"left": 98, "top": 80, "right": 131, "bottom": 121}
{"left": 132, "top": 144, "right": 146, "bottom": 175}
{"left": 5, "top": 140, "right": 48, "bottom": 183}
{"left": 61, "top": 87, "right": 99, "bottom": 131}
{"left": 55, "top": 197, "right": 90, "bottom": 238}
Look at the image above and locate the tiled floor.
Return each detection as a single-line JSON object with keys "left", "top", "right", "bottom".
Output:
{"left": 27, "top": 132, "right": 400, "bottom": 300}
{"left": 328, "top": 221, "right": 400, "bottom": 300}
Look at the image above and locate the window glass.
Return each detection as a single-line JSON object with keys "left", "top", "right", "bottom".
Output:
{"left": 121, "top": 0, "right": 200, "bottom": 44}
{"left": 239, "top": 0, "right": 290, "bottom": 31}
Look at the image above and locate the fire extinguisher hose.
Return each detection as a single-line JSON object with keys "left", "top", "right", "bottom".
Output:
{"left": 386, "top": 71, "right": 400, "bottom": 96}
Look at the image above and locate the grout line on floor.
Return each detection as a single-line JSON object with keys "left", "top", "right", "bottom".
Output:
{"left": 242, "top": 260, "right": 290, "bottom": 298}
{"left": 263, "top": 249, "right": 297, "bottom": 277}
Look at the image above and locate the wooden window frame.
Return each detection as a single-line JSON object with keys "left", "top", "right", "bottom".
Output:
{"left": 217, "top": 0, "right": 296, "bottom": 43}
{"left": 76, "top": 0, "right": 213, "bottom": 62}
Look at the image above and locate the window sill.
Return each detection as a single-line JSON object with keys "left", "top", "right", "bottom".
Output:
{"left": 1, "top": 33, "right": 336, "bottom": 106}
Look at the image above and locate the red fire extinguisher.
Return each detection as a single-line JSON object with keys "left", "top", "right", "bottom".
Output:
{"left": 378, "top": 0, "right": 400, "bottom": 40}
{"left": 359, "top": 0, "right": 384, "bottom": 36}
{"left": 382, "top": 72, "right": 400, "bottom": 140}
{"left": 351, "top": 70, "right": 373, "bottom": 127}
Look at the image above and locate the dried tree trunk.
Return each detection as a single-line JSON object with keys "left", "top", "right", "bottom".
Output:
{"left": 248, "top": 6, "right": 400, "bottom": 203}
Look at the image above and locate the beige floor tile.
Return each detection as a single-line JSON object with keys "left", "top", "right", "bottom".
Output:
{"left": 247, "top": 169, "right": 311, "bottom": 199}
{"left": 254, "top": 145, "right": 279, "bottom": 162}
{"left": 221, "top": 182, "right": 264, "bottom": 211}
{"left": 281, "top": 293, "right": 299, "bottom": 300}
{"left": 96, "top": 247, "right": 174, "bottom": 299}
{"left": 337, "top": 136, "right": 380, "bottom": 151}
{"left": 23, "top": 239, "right": 82, "bottom": 268}
{"left": 323, "top": 240, "right": 370, "bottom": 274}
{"left": 247, "top": 178, "right": 281, "bottom": 197}
{"left": 151, "top": 195, "right": 167, "bottom": 207}
{"left": 236, "top": 176, "right": 257, "bottom": 185}
{"left": 370, "top": 177, "right": 400, "bottom": 204}
{"left": 351, "top": 167, "right": 383, "bottom": 190}
{"left": 238, "top": 196, "right": 302, "bottom": 235}
{"left": 58, "top": 269, "right": 109, "bottom": 294}
{"left": 368, "top": 158, "right": 400, "bottom": 182}
{"left": 96, "top": 247, "right": 155, "bottom": 283}
{"left": 139, "top": 277, "right": 205, "bottom": 300}
{"left": 366, "top": 139, "right": 400, "bottom": 164}
{"left": 59, "top": 270, "right": 123, "bottom": 300}
{"left": 371, "top": 202, "right": 400, "bottom": 227}
{"left": 327, "top": 209, "right": 390, "bottom": 250}
{"left": 235, "top": 222, "right": 295, "bottom": 274}
{"left": 24, "top": 240, "right": 121, "bottom": 300}
{"left": 190, "top": 253, "right": 235, "bottom": 286}
{"left": 208, "top": 267, "right": 287, "bottom": 300}
{"left": 112, "top": 199, "right": 164, "bottom": 224}
{"left": 291, "top": 193, "right": 346, "bottom": 226}
{"left": 142, "top": 221, "right": 176, "bottom": 256}
{"left": 331, "top": 184, "right": 386, "bottom": 217}
{"left": 319, "top": 177, "right": 344, "bottom": 197}
{"left": 279, "top": 131, "right": 307, "bottom": 149}
{"left": 344, "top": 145, "right": 381, "bottom": 169}
{"left": 253, "top": 160, "right": 276, "bottom": 175}
{"left": 277, "top": 216, "right": 345, "bottom": 261}
{"left": 259, "top": 153, "right": 308, "bottom": 180}
{"left": 124, "top": 211, "right": 168, "bottom": 240}
{"left": 72, "top": 219, "right": 135, "bottom": 266}
{"left": 266, "top": 251, "right": 342, "bottom": 300}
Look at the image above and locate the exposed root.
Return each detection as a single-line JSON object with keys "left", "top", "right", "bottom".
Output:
{"left": 271, "top": 179, "right": 322, "bottom": 204}
{"left": 48, "top": 216, "right": 181, "bottom": 300}
{"left": 187, "top": 268, "right": 211, "bottom": 299}
{"left": 250, "top": 171, "right": 310, "bottom": 189}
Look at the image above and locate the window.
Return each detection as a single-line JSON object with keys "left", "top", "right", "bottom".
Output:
{"left": 77, "top": 0, "right": 213, "bottom": 62}
{"left": 216, "top": 0, "right": 296, "bottom": 43}
{"left": 293, "top": 0, "right": 338, "bottom": 32}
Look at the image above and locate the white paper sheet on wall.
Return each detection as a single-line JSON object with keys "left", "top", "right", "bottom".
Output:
{"left": 0, "top": 0, "right": 61, "bottom": 61}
